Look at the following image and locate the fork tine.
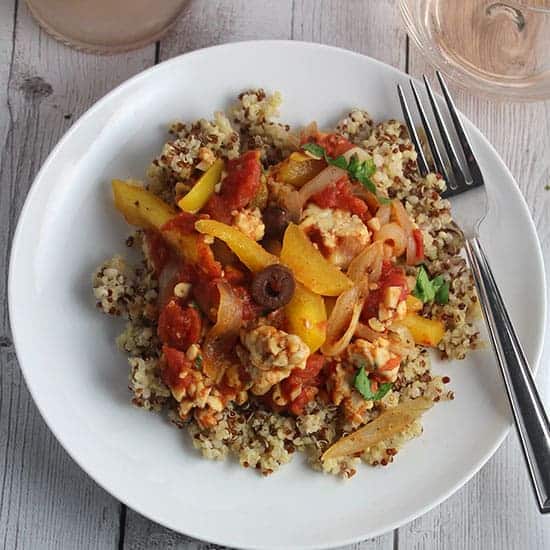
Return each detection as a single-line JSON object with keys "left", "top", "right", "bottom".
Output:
{"left": 409, "top": 80, "right": 451, "bottom": 185}
{"left": 422, "top": 74, "right": 470, "bottom": 188}
{"left": 397, "top": 84, "right": 429, "bottom": 177}
{"left": 435, "top": 70, "right": 482, "bottom": 182}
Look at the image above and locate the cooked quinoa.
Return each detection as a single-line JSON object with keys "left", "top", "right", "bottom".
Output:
{"left": 93, "top": 89, "right": 481, "bottom": 478}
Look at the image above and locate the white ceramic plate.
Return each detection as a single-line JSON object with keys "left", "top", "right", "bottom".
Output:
{"left": 9, "top": 41, "right": 546, "bottom": 549}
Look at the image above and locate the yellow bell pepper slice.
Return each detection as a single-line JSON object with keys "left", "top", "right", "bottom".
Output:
{"left": 177, "top": 159, "right": 224, "bottom": 213}
{"left": 112, "top": 179, "right": 176, "bottom": 230}
{"left": 112, "top": 180, "right": 201, "bottom": 264}
{"left": 398, "top": 313, "right": 445, "bottom": 347}
{"left": 194, "top": 219, "right": 277, "bottom": 272}
{"left": 406, "top": 294, "right": 423, "bottom": 313}
{"left": 280, "top": 223, "right": 353, "bottom": 296}
{"left": 275, "top": 152, "right": 326, "bottom": 188}
{"left": 285, "top": 283, "right": 327, "bottom": 352}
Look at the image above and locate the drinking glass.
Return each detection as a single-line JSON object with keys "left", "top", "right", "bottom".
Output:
{"left": 400, "top": 0, "right": 550, "bottom": 101}
{"left": 25, "top": 0, "right": 188, "bottom": 54}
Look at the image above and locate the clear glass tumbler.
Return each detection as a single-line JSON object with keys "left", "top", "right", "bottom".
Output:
{"left": 25, "top": 0, "right": 188, "bottom": 54}
{"left": 400, "top": 0, "right": 550, "bottom": 101}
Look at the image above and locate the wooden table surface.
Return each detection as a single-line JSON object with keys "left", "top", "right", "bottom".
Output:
{"left": 1, "top": 1, "right": 549, "bottom": 548}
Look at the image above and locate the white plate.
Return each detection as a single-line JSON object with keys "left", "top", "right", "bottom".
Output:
{"left": 9, "top": 41, "right": 546, "bottom": 549}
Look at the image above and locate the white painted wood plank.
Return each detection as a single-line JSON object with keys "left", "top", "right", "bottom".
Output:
{"left": 0, "top": 2, "right": 155, "bottom": 548}
{"left": 159, "top": 0, "right": 294, "bottom": 57}
{"left": 292, "top": 0, "right": 407, "bottom": 70}
{"left": 397, "top": 48, "right": 550, "bottom": 550}
{"left": 124, "top": 1, "right": 400, "bottom": 549}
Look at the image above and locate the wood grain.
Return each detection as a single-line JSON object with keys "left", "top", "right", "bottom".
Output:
{"left": 0, "top": 1, "right": 155, "bottom": 548}
{"left": 292, "top": 0, "right": 407, "bottom": 70}
{"left": 396, "top": 46, "right": 550, "bottom": 550}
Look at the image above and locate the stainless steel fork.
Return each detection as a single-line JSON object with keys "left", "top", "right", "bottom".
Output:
{"left": 398, "top": 71, "right": 550, "bottom": 513}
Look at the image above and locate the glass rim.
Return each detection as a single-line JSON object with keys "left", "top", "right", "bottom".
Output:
{"left": 506, "top": 0, "right": 550, "bottom": 13}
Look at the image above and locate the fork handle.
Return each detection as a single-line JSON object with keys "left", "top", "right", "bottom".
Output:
{"left": 465, "top": 237, "right": 550, "bottom": 513}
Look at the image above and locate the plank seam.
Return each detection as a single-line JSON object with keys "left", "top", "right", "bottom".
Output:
{"left": 118, "top": 502, "right": 127, "bottom": 550}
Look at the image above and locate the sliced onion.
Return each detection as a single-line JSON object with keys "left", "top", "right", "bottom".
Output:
{"left": 391, "top": 200, "right": 414, "bottom": 233}
{"left": 376, "top": 204, "right": 391, "bottom": 225}
{"left": 283, "top": 165, "right": 347, "bottom": 221}
{"left": 405, "top": 233, "right": 418, "bottom": 266}
{"left": 355, "top": 322, "right": 385, "bottom": 342}
{"left": 321, "top": 286, "right": 365, "bottom": 356}
{"left": 298, "top": 165, "right": 347, "bottom": 204}
{"left": 387, "top": 323, "right": 416, "bottom": 357}
{"left": 203, "top": 281, "right": 243, "bottom": 383}
{"left": 391, "top": 200, "right": 420, "bottom": 265}
{"left": 347, "top": 242, "right": 383, "bottom": 286}
{"left": 157, "top": 259, "right": 180, "bottom": 308}
{"left": 355, "top": 321, "right": 415, "bottom": 358}
{"left": 374, "top": 222, "right": 407, "bottom": 257}
{"left": 321, "top": 397, "right": 433, "bottom": 461}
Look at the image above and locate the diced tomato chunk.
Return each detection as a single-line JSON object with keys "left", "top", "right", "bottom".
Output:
{"left": 310, "top": 177, "right": 371, "bottom": 222}
{"left": 203, "top": 151, "right": 261, "bottom": 222}
{"left": 412, "top": 228, "right": 425, "bottom": 263}
{"left": 162, "top": 211, "right": 197, "bottom": 234}
{"left": 362, "top": 261, "right": 409, "bottom": 321}
{"left": 158, "top": 300, "right": 202, "bottom": 350}
{"left": 161, "top": 345, "right": 194, "bottom": 389}
{"left": 202, "top": 194, "right": 232, "bottom": 224}
{"left": 315, "top": 133, "right": 355, "bottom": 158}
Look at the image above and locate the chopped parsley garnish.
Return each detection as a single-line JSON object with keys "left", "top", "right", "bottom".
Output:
{"left": 412, "top": 265, "right": 450, "bottom": 305}
{"left": 354, "top": 366, "right": 393, "bottom": 401}
{"left": 194, "top": 355, "right": 203, "bottom": 370}
{"left": 302, "top": 142, "right": 379, "bottom": 196}
{"left": 545, "top": 184, "right": 550, "bottom": 191}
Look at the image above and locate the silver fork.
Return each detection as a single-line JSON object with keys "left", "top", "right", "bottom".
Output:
{"left": 398, "top": 71, "right": 550, "bottom": 513}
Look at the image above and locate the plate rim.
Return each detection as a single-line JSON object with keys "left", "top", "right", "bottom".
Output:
{"left": 8, "top": 39, "right": 547, "bottom": 549}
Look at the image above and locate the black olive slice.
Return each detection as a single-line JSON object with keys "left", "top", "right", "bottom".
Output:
{"left": 251, "top": 264, "right": 296, "bottom": 310}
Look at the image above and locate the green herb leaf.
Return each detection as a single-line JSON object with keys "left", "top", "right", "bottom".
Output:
{"left": 328, "top": 155, "right": 348, "bottom": 170}
{"left": 435, "top": 281, "right": 449, "bottom": 304}
{"left": 412, "top": 266, "right": 449, "bottom": 305}
{"left": 194, "top": 355, "right": 203, "bottom": 370}
{"left": 412, "top": 266, "right": 435, "bottom": 303}
{"left": 377, "top": 196, "right": 392, "bottom": 205}
{"left": 301, "top": 143, "right": 380, "bottom": 197}
{"left": 302, "top": 142, "right": 326, "bottom": 159}
{"left": 354, "top": 366, "right": 393, "bottom": 401}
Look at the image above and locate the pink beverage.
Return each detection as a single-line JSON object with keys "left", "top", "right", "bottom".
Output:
{"left": 25, "top": 0, "right": 188, "bottom": 54}
{"left": 401, "top": 0, "right": 550, "bottom": 100}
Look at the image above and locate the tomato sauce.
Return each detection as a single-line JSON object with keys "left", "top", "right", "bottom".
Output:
{"left": 158, "top": 300, "right": 202, "bottom": 351}
{"left": 162, "top": 211, "right": 197, "bottom": 234}
{"left": 144, "top": 230, "right": 170, "bottom": 275}
{"left": 278, "top": 353, "right": 326, "bottom": 416}
{"left": 310, "top": 176, "right": 371, "bottom": 222}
